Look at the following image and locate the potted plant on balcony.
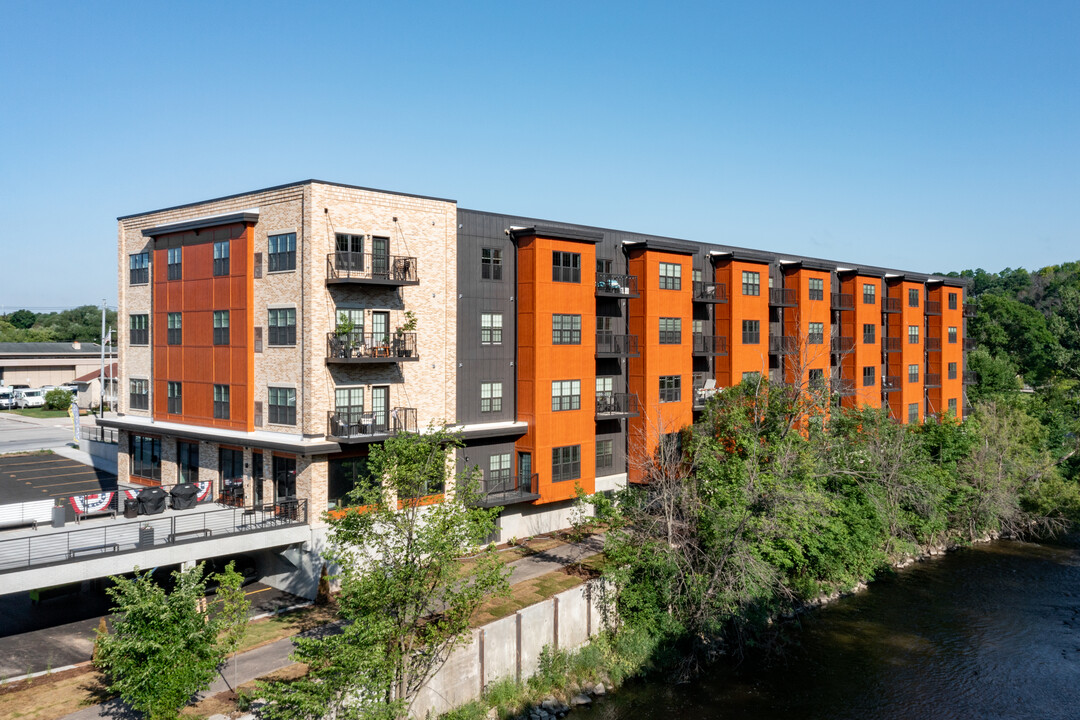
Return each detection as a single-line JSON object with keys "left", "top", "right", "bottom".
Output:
{"left": 394, "top": 310, "right": 417, "bottom": 357}
{"left": 335, "top": 313, "right": 354, "bottom": 358}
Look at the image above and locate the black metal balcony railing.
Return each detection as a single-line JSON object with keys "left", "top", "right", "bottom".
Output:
{"left": 883, "top": 297, "right": 901, "bottom": 313}
{"left": 882, "top": 337, "right": 902, "bottom": 352}
{"left": 883, "top": 376, "right": 902, "bottom": 392}
{"left": 0, "top": 500, "right": 308, "bottom": 573}
{"left": 963, "top": 338, "right": 977, "bottom": 350}
{"left": 831, "top": 337, "right": 855, "bottom": 353}
{"left": 831, "top": 378, "right": 856, "bottom": 395}
{"left": 831, "top": 293, "right": 855, "bottom": 310}
{"left": 328, "top": 407, "right": 417, "bottom": 440}
{"left": 925, "top": 300, "right": 942, "bottom": 316}
{"left": 596, "top": 332, "right": 640, "bottom": 356}
{"left": 692, "top": 281, "right": 728, "bottom": 303}
{"left": 963, "top": 371, "right": 978, "bottom": 384}
{"left": 595, "top": 392, "right": 639, "bottom": 418}
{"left": 327, "top": 332, "right": 418, "bottom": 362}
{"left": 595, "top": 273, "right": 639, "bottom": 298}
{"left": 769, "top": 336, "right": 797, "bottom": 354}
{"left": 769, "top": 287, "right": 797, "bottom": 306}
{"left": 475, "top": 474, "right": 540, "bottom": 508}
{"left": 326, "top": 252, "right": 419, "bottom": 285}
{"left": 692, "top": 334, "right": 729, "bottom": 355}
{"left": 925, "top": 373, "right": 942, "bottom": 388}
{"left": 963, "top": 303, "right": 977, "bottom": 317}
{"left": 692, "top": 372, "right": 718, "bottom": 408}
{"left": 926, "top": 337, "right": 942, "bottom": 351}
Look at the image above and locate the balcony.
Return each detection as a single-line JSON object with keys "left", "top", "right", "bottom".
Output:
{"left": 925, "top": 373, "right": 942, "bottom": 388}
{"left": 963, "top": 338, "right": 977, "bottom": 350}
{"left": 474, "top": 474, "right": 540, "bottom": 509}
{"left": 831, "top": 337, "right": 855, "bottom": 353}
{"left": 963, "top": 303, "right": 977, "bottom": 317}
{"left": 883, "top": 376, "right": 902, "bottom": 392}
{"left": 595, "top": 392, "right": 639, "bottom": 420}
{"left": 926, "top": 337, "right": 942, "bottom": 351}
{"left": 693, "top": 281, "right": 728, "bottom": 303}
{"left": 882, "top": 337, "right": 902, "bottom": 352}
{"left": 692, "top": 334, "right": 728, "bottom": 356}
{"left": 769, "top": 287, "right": 797, "bottom": 307}
{"left": 831, "top": 293, "right": 855, "bottom": 310}
{"left": 831, "top": 378, "right": 856, "bottom": 396}
{"left": 596, "top": 332, "right": 640, "bottom": 357}
{"left": 327, "top": 407, "right": 418, "bottom": 442}
{"left": 925, "top": 300, "right": 942, "bottom": 316}
{"left": 326, "top": 332, "right": 419, "bottom": 364}
{"left": 769, "top": 336, "right": 797, "bottom": 354}
{"left": 692, "top": 372, "right": 717, "bottom": 409}
{"left": 963, "top": 371, "right": 977, "bottom": 384}
{"left": 326, "top": 253, "right": 419, "bottom": 286}
{"left": 883, "top": 297, "right": 901, "bottom": 313}
{"left": 596, "top": 273, "right": 639, "bottom": 298}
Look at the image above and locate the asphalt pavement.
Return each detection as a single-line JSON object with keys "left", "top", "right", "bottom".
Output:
{"left": 0, "top": 412, "right": 78, "bottom": 455}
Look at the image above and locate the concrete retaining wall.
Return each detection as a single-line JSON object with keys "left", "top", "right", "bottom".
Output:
{"left": 412, "top": 579, "right": 612, "bottom": 718}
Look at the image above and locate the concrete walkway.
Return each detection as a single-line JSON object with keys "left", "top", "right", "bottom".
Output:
{"left": 58, "top": 533, "right": 605, "bottom": 720}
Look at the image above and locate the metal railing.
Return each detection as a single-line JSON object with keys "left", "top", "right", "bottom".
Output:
{"left": 963, "top": 371, "right": 977, "bottom": 384}
{"left": 692, "top": 281, "right": 728, "bottom": 303}
{"left": 326, "top": 252, "right": 418, "bottom": 283}
{"left": 0, "top": 499, "right": 308, "bottom": 573}
{"left": 595, "top": 392, "right": 639, "bottom": 418}
{"left": 327, "top": 332, "right": 417, "bottom": 361}
{"left": 83, "top": 426, "right": 118, "bottom": 444}
{"left": 883, "top": 376, "right": 902, "bottom": 392}
{"left": 476, "top": 474, "right": 538, "bottom": 508}
{"left": 963, "top": 303, "right": 977, "bottom": 317}
{"left": 925, "top": 373, "right": 942, "bottom": 387}
{"left": 925, "top": 300, "right": 942, "bottom": 315}
{"left": 883, "top": 297, "right": 901, "bottom": 313}
{"left": 769, "top": 288, "right": 797, "bottom": 306}
{"left": 963, "top": 338, "right": 977, "bottom": 350}
{"left": 692, "top": 334, "right": 728, "bottom": 355}
{"left": 831, "top": 337, "right": 854, "bottom": 353}
{"left": 769, "top": 336, "right": 797, "bottom": 353}
{"left": 596, "top": 332, "right": 639, "bottom": 356}
{"left": 831, "top": 292, "right": 855, "bottom": 310}
{"left": 830, "top": 378, "right": 855, "bottom": 395}
{"left": 595, "top": 273, "right": 638, "bottom": 297}
{"left": 328, "top": 407, "right": 417, "bottom": 440}
{"left": 882, "top": 337, "right": 902, "bottom": 352}
{"left": 926, "top": 337, "right": 942, "bottom": 351}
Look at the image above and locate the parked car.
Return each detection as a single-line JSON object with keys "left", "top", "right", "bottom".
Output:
{"left": 15, "top": 389, "right": 46, "bottom": 408}
{"left": 0, "top": 391, "right": 13, "bottom": 410}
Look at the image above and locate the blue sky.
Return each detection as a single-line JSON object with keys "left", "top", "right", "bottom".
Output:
{"left": 1, "top": 1, "right": 1077, "bottom": 309}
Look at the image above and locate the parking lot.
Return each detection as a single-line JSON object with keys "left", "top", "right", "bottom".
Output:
{"left": 0, "top": 412, "right": 77, "bottom": 455}
{"left": 0, "top": 452, "right": 117, "bottom": 502}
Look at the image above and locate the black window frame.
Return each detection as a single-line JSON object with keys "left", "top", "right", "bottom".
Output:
{"left": 863, "top": 283, "right": 876, "bottom": 305}
{"left": 167, "top": 246, "right": 182, "bottom": 281}
{"left": 742, "top": 271, "right": 760, "bottom": 296}
{"left": 659, "top": 375, "right": 681, "bottom": 403}
{"left": 213, "top": 240, "right": 230, "bottom": 276}
{"left": 908, "top": 364, "right": 920, "bottom": 383}
{"left": 948, "top": 362, "right": 957, "bottom": 380}
{"left": 551, "top": 445, "right": 581, "bottom": 482}
{"left": 808, "top": 322, "right": 824, "bottom": 345}
{"left": 129, "top": 252, "right": 150, "bottom": 285}
{"left": 908, "top": 403, "right": 919, "bottom": 424}
{"left": 481, "top": 247, "right": 503, "bottom": 281}
{"left": 220, "top": 447, "right": 243, "bottom": 486}
{"left": 214, "top": 384, "right": 230, "bottom": 420}
{"left": 167, "top": 381, "right": 182, "bottom": 414}
{"left": 129, "top": 314, "right": 149, "bottom": 345}
{"left": 863, "top": 366, "right": 876, "bottom": 387}
{"left": 659, "top": 262, "right": 682, "bottom": 290}
{"left": 213, "top": 310, "right": 230, "bottom": 346}
{"left": 596, "top": 439, "right": 614, "bottom": 469}
{"left": 948, "top": 292, "right": 958, "bottom": 310}
{"left": 551, "top": 380, "right": 581, "bottom": 412}
{"left": 948, "top": 326, "right": 957, "bottom": 344}
{"left": 863, "top": 323, "right": 876, "bottom": 344}
{"left": 908, "top": 288, "right": 920, "bottom": 308}
{"left": 129, "top": 378, "right": 149, "bottom": 410}
{"left": 268, "top": 232, "right": 297, "bottom": 273}
{"left": 268, "top": 387, "right": 297, "bottom": 426}
{"left": 552, "top": 252, "right": 581, "bottom": 283}
{"left": 742, "top": 319, "right": 760, "bottom": 344}
{"left": 167, "top": 312, "right": 182, "bottom": 345}
{"left": 552, "top": 314, "right": 582, "bottom": 345}
{"left": 659, "top": 317, "right": 681, "bottom": 344}
{"left": 808, "top": 277, "right": 824, "bottom": 301}
{"left": 480, "top": 312, "right": 503, "bottom": 345}
{"left": 908, "top": 325, "right": 920, "bottom": 344}
{"left": 177, "top": 440, "right": 199, "bottom": 484}
{"left": 129, "top": 434, "right": 161, "bottom": 481}
{"left": 268, "top": 308, "right": 297, "bottom": 346}
{"left": 480, "top": 381, "right": 503, "bottom": 413}
{"left": 948, "top": 398, "right": 958, "bottom": 413}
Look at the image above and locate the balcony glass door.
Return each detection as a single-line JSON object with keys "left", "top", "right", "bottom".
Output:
{"left": 335, "top": 233, "right": 364, "bottom": 272}
{"left": 274, "top": 456, "right": 297, "bottom": 501}
{"left": 372, "top": 311, "right": 390, "bottom": 346}
{"left": 372, "top": 236, "right": 389, "bottom": 278}
{"left": 372, "top": 386, "right": 388, "bottom": 432}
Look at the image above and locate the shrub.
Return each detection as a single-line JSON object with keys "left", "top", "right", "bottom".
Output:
{"left": 44, "top": 388, "right": 73, "bottom": 410}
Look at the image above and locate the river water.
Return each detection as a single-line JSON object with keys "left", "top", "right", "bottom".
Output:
{"left": 578, "top": 539, "right": 1080, "bottom": 720}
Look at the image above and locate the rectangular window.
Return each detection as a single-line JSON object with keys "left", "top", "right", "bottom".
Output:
{"left": 742, "top": 271, "right": 760, "bottom": 296}
{"left": 808, "top": 322, "right": 824, "bottom": 345}
{"left": 268, "top": 387, "right": 296, "bottom": 425}
{"left": 480, "top": 313, "right": 503, "bottom": 345}
{"left": 129, "top": 252, "right": 149, "bottom": 285}
{"left": 268, "top": 308, "right": 296, "bottom": 346}
{"left": 948, "top": 362, "right": 958, "bottom": 380}
{"left": 213, "top": 384, "right": 230, "bottom": 419}
{"left": 268, "top": 232, "right": 297, "bottom": 272}
{"left": 129, "top": 379, "right": 149, "bottom": 410}
{"left": 908, "top": 288, "right": 920, "bottom": 307}
{"left": 274, "top": 455, "right": 297, "bottom": 500}
{"left": 480, "top": 382, "right": 503, "bottom": 413}
{"left": 328, "top": 456, "right": 373, "bottom": 510}
{"left": 488, "top": 453, "right": 512, "bottom": 485}
{"left": 659, "top": 262, "right": 682, "bottom": 290}
{"left": 693, "top": 319, "right": 704, "bottom": 335}
{"left": 167, "top": 247, "right": 182, "bottom": 280}
{"left": 213, "top": 310, "right": 230, "bottom": 346}
{"left": 177, "top": 440, "right": 199, "bottom": 485}
{"left": 551, "top": 380, "right": 581, "bottom": 412}
{"left": 596, "top": 439, "right": 613, "bottom": 469}
{"left": 129, "top": 314, "right": 149, "bottom": 345}
{"left": 552, "top": 314, "right": 582, "bottom": 344}
{"left": 908, "top": 403, "right": 919, "bottom": 424}
{"left": 908, "top": 325, "right": 920, "bottom": 344}
{"left": 863, "top": 323, "right": 876, "bottom": 344}
{"left": 808, "top": 277, "right": 824, "bottom": 300}
{"left": 167, "top": 381, "right": 182, "bottom": 414}
{"left": 213, "top": 240, "right": 230, "bottom": 276}
{"left": 908, "top": 364, "right": 920, "bottom": 383}
{"left": 220, "top": 447, "right": 243, "bottom": 487}
{"left": 948, "top": 398, "right": 958, "bottom": 413}
{"left": 167, "top": 313, "right": 182, "bottom": 345}
{"left": 659, "top": 317, "right": 681, "bottom": 344}
{"left": 481, "top": 247, "right": 503, "bottom": 280}
{"left": 553, "top": 252, "right": 581, "bottom": 283}
{"left": 863, "top": 366, "right": 876, "bottom": 386}
{"left": 742, "top": 371, "right": 761, "bottom": 383}
{"left": 808, "top": 368, "right": 825, "bottom": 389}
{"left": 742, "top": 319, "right": 760, "bottom": 344}
{"left": 335, "top": 387, "right": 364, "bottom": 418}
{"left": 948, "top": 326, "right": 957, "bottom": 344}
{"left": 863, "top": 283, "right": 876, "bottom": 305}
{"left": 659, "top": 375, "right": 681, "bottom": 403}
{"left": 551, "top": 445, "right": 581, "bottom": 482}
{"left": 948, "top": 292, "right": 958, "bottom": 310}
{"left": 129, "top": 434, "right": 161, "bottom": 481}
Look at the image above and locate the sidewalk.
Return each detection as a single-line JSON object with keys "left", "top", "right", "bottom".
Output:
{"left": 59, "top": 533, "right": 605, "bottom": 720}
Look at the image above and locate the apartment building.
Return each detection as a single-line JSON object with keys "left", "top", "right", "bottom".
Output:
{"left": 104, "top": 180, "right": 973, "bottom": 544}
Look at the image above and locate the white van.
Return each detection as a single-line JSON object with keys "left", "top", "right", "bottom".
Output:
{"left": 0, "top": 390, "right": 13, "bottom": 410}
{"left": 15, "top": 389, "right": 46, "bottom": 408}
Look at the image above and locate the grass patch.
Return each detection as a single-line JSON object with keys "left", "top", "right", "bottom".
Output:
{"left": 181, "top": 663, "right": 308, "bottom": 717}
{"left": 1, "top": 408, "right": 90, "bottom": 419}
{"left": 235, "top": 603, "right": 337, "bottom": 653}
{"left": 471, "top": 570, "right": 584, "bottom": 626}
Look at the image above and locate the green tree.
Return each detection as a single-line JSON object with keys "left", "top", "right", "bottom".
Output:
{"left": 95, "top": 563, "right": 249, "bottom": 720}
{"left": 7, "top": 309, "right": 36, "bottom": 329}
{"left": 44, "top": 388, "right": 73, "bottom": 410}
{"left": 260, "top": 428, "right": 509, "bottom": 720}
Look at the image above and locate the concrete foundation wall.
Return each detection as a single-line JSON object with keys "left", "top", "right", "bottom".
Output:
{"left": 497, "top": 500, "right": 590, "bottom": 544}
